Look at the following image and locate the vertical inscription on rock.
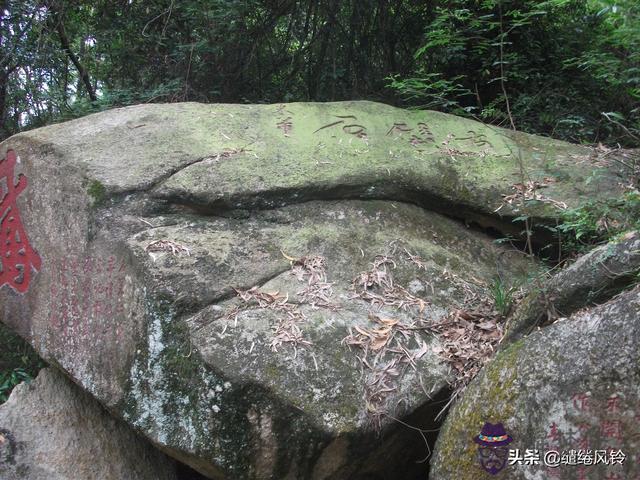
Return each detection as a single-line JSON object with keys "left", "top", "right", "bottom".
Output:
{"left": 49, "top": 255, "right": 127, "bottom": 344}
{"left": 0, "top": 150, "right": 42, "bottom": 293}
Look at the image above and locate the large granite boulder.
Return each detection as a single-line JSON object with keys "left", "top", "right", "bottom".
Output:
{"left": 430, "top": 286, "right": 640, "bottom": 479}
{"left": 0, "top": 367, "right": 177, "bottom": 480}
{"left": 0, "top": 101, "right": 627, "bottom": 478}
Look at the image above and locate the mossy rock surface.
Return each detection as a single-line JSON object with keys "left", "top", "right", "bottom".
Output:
{"left": 0, "top": 101, "right": 626, "bottom": 479}
{"left": 430, "top": 287, "right": 640, "bottom": 479}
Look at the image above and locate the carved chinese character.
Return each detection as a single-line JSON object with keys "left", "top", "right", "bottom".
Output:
{"left": 0, "top": 150, "right": 42, "bottom": 293}
{"left": 606, "top": 394, "right": 622, "bottom": 414}
{"left": 572, "top": 392, "right": 591, "bottom": 412}
{"left": 600, "top": 420, "right": 623, "bottom": 441}
{"left": 547, "top": 422, "right": 562, "bottom": 444}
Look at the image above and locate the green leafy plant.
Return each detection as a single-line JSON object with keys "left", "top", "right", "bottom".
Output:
{"left": 387, "top": 0, "right": 640, "bottom": 147}
{"left": 490, "top": 277, "right": 517, "bottom": 316}
{"left": 0, "top": 368, "right": 32, "bottom": 402}
{"left": 386, "top": 73, "right": 474, "bottom": 113}
{"left": 0, "top": 323, "right": 44, "bottom": 404}
{"left": 554, "top": 191, "right": 640, "bottom": 257}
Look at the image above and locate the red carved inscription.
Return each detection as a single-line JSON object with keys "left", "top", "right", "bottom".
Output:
{"left": 0, "top": 150, "right": 41, "bottom": 293}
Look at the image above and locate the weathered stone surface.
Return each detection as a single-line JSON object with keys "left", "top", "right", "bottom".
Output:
{"left": 0, "top": 101, "right": 627, "bottom": 478}
{"left": 7, "top": 102, "right": 626, "bottom": 234}
{"left": 430, "top": 286, "right": 640, "bottom": 479}
{"left": 503, "top": 230, "right": 640, "bottom": 344}
{"left": 0, "top": 367, "right": 177, "bottom": 480}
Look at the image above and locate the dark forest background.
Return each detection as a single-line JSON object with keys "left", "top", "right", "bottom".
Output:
{"left": 1, "top": 0, "right": 639, "bottom": 146}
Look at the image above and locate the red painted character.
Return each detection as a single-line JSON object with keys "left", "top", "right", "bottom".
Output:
{"left": 0, "top": 150, "right": 41, "bottom": 293}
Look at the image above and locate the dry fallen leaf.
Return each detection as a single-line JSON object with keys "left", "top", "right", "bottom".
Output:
{"left": 371, "top": 337, "right": 389, "bottom": 351}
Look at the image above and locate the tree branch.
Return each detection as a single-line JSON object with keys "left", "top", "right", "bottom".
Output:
{"left": 49, "top": 2, "right": 97, "bottom": 101}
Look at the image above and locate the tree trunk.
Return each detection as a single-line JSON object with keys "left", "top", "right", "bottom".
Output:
{"left": 49, "top": 2, "right": 97, "bottom": 101}
{"left": 0, "top": 72, "right": 9, "bottom": 141}
{"left": 62, "top": 56, "right": 69, "bottom": 106}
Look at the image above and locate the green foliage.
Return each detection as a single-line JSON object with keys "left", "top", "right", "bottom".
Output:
{"left": 1, "top": 0, "right": 432, "bottom": 140}
{"left": 0, "top": 0, "right": 638, "bottom": 148}
{"left": 490, "top": 277, "right": 516, "bottom": 316}
{"left": 0, "top": 323, "right": 44, "bottom": 404}
{"left": 388, "top": 0, "right": 640, "bottom": 146}
{"left": 386, "top": 74, "right": 473, "bottom": 114}
{"left": 554, "top": 191, "right": 640, "bottom": 255}
{"left": 0, "top": 368, "right": 32, "bottom": 403}
{"left": 87, "top": 179, "right": 106, "bottom": 206}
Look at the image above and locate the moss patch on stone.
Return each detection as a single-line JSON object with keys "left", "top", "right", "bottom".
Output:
{"left": 87, "top": 180, "right": 107, "bottom": 207}
{"left": 431, "top": 339, "right": 524, "bottom": 477}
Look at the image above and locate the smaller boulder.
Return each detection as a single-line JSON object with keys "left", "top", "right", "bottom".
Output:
{"left": 503, "top": 230, "right": 640, "bottom": 344}
{"left": 0, "top": 368, "right": 178, "bottom": 480}
{"left": 430, "top": 286, "right": 640, "bottom": 479}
